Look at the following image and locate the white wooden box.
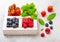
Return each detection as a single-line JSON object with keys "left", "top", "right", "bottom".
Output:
{"left": 3, "top": 16, "right": 38, "bottom": 35}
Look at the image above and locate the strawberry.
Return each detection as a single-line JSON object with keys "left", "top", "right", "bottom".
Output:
{"left": 16, "top": 8, "right": 21, "bottom": 16}
{"left": 8, "top": 12, "right": 13, "bottom": 16}
{"left": 45, "top": 28, "right": 50, "bottom": 34}
{"left": 40, "top": 33, "right": 45, "bottom": 37}
{"left": 13, "top": 4, "right": 16, "bottom": 10}
{"left": 47, "top": 6, "right": 53, "bottom": 12}
{"left": 41, "top": 11, "right": 46, "bottom": 17}
{"left": 8, "top": 4, "right": 21, "bottom": 16}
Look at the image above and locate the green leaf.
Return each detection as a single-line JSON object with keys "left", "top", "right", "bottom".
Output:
{"left": 21, "top": 5, "right": 27, "bottom": 11}
{"left": 21, "top": 11, "right": 28, "bottom": 17}
{"left": 30, "top": 3, "right": 35, "bottom": 9}
{"left": 33, "top": 13, "right": 37, "bottom": 17}
{"left": 40, "top": 28, "right": 44, "bottom": 31}
{"left": 47, "top": 13, "right": 56, "bottom": 21}
{"left": 38, "top": 18, "right": 45, "bottom": 25}
{"left": 31, "top": 15, "right": 37, "bottom": 20}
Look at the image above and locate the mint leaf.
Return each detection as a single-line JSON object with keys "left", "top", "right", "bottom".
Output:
{"left": 38, "top": 18, "right": 45, "bottom": 25}
{"left": 21, "top": 11, "right": 28, "bottom": 17}
{"left": 41, "top": 28, "right": 44, "bottom": 31}
{"left": 21, "top": 6, "right": 27, "bottom": 11}
{"left": 47, "top": 13, "right": 56, "bottom": 21}
{"left": 30, "top": 3, "right": 35, "bottom": 9}
{"left": 31, "top": 15, "right": 37, "bottom": 20}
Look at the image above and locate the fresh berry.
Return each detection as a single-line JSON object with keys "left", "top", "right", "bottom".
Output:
{"left": 13, "top": 4, "right": 16, "bottom": 9}
{"left": 40, "top": 33, "right": 45, "bottom": 37}
{"left": 28, "top": 23, "right": 33, "bottom": 27}
{"left": 49, "top": 20, "right": 53, "bottom": 25}
{"left": 45, "top": 28, "right": 50, "bottom": 34}
{"left": 7, "top": 18, "right": 19, "bottom": 28}
{"left": 7, "top": 18, "right": 10, "bottom": 21}
{"left": 8, "top": 12, "right": 13, "bottom": 16}
{"left": 8, "top": 4, "right": 21, "bottom": 16}
{"left": 22, "top": 23, "right": 27, "bottom": 28}
{"left": 45, "top": 23, "right": 49, "bottom": 27}
{"left": 22, "top": 18, "right": 33, "bottom": 28}
{"left": 22, "top": 18, "right": 28, "bottom": 24}
{"left": 41, "top": 11, "right": 46, "bottom": 17}
{"left": 12, "top": 23, "right": 18, "bottom": 28}
{"left": 16, "top": 8, "right": 21, "bottom": 16}
{"left": 50, "top": 26, "right": 53, "bottom": 30}
{"left": 7, "top": 23, "right": 11, "bottom": 27}
{"left": 47, "top": 6, "right": 53, "bottom": 12}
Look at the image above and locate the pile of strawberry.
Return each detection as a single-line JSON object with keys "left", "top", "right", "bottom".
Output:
{"left": 40, "top": 6, "right": 56, "bottom": 37}
{"left": 22, "top": 18, "right": 34, "bottom": 29}
{"left": 8, "top": 4, "right": 21, "bottom": 16}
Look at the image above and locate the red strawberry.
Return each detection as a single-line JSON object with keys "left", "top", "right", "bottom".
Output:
{"left": 16, "top": 8, "right": 21, "bottom": 16}
{"left": 40, "top": 33, "right": 45, "bottom": 37}
{"left": 47, "top": 6, "right": 53, "bottom": 12}
{"left": 8, "top": 11, "right": 13, "bottom": 16}
{"left": 41, "top": 11, "right": 46, "bottom": 17}
{"left": 45, "top": 28, "right": 50, "bottom": 34}
{"left": 13, "top": 4, "right": 16, "bottom": 9}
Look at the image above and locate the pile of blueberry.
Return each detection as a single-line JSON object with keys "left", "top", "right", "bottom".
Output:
{"left": 7, "top": 17, "right": 19, "bottom": 28}
{"left": 45, "top": 20, "right": 53, "bottom": 30}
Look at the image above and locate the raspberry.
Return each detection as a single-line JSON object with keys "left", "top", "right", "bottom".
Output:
{"left": 22, "top": 18, "right": 28, "bottom": 24}
{"left": 22, "top": 23, "right": 27, "bottom": 28}
{"left": 45, "top": 28, "right": 50, "bottom": 34}
{"left": 27, "top": 18, "right": 33, "bottom": 21}
{"left": 22, "top": 18, "right": 33, "bottom": 28}
{"left": 40, "top": 33, "right": 45, "bottom": 37}
{"left": 28, "top": 23, "right": 33, "bottom": 27}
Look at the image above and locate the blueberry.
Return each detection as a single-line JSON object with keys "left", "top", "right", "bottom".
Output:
{"left": 49, "top": 20, "right": 53, "bottom": 25}
{"left": 50, "top": 26, "right": 53, "bottom": 30}
{"left": 7, "top": 24, "right": 10, "bottom": 27}
{"left": 12, "top": 18, "right": 16, "bottom": 23}
{"left": 7, "top": 24, "right": 12, "bottom": 27}
{"left": 7, "top": 18, "right": 19, "bottom": 28}
{"left": 45, "top": 23, "right": 49, "bottom": 27}
{"left": 7, "top": 18, "right": 10, "bottom": 21}
{"left": 12, "top": 23, "right": 18, "bottom": 28}
{"left": 15, "top": 18, "right": 19, "bottom": 22}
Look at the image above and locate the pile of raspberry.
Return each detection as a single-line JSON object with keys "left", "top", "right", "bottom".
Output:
{"left": 22, "top": 18, "right": 34, "bottom": 29}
